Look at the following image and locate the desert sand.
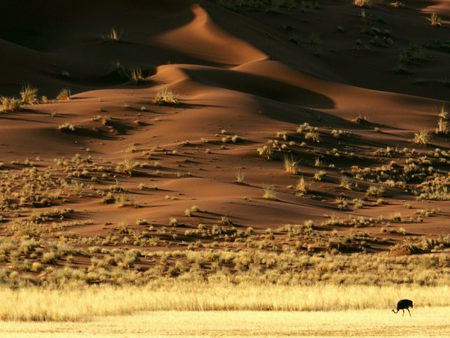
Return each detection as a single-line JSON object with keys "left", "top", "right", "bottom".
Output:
{"left": 1, "top": 0, "right": 449, "bottom": 233}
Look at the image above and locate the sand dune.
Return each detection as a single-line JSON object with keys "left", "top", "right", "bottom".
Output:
{"left": 0, "top": 0, "right": 449, "bottom": 276}
{"left": 153, "top": 4, "right": 268, "bottom": 65}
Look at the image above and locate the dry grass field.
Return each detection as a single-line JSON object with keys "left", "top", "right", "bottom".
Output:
{"left": 0, "top": 283, "right": 449, "bottom": 337}
{"left": 1, "top": 307, "right": 449, "bottom": 337}
{"left": 0, "top": 283, "right": 448, "bottom": 321}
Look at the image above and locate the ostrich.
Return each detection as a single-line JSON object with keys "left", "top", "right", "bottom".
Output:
{"left": 392, "top": 299, "right": 413, "bottom": 317}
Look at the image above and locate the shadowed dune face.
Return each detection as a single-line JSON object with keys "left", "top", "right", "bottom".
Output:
{"left": 180, "top": 66, "right": 335, "bottom": 108}
{"left": 0, "top": 0, "right": 449, "bottom": 282}
{"left": 0, "top": 0, "right": 193, "bottom": 50}
{"left": 0, "top": 0, "right": 198, "bottom": 94}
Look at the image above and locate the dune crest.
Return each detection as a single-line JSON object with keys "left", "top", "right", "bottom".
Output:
{"left": 422, "top": 0, "right": 450, "bottom": 17}
{"left": 152, "top": 4, "right": 267, "bottom": 65}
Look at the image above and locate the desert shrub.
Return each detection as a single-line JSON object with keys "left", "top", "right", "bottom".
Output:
{"left": 336, "top": 197, "right": 349, "bottom": 210}
{"left": 235, "top": 169, "right": 246, "bottom": 184}
{"left": 398, "top": 44, "right": 430, "bottom": 65}
{"left": 340, "top": 177, "right": 352, "bottom": 190}
{"left": 103, "top": 28, "right": 121, "bottom": 41}
{"left": 305, "top": 131, "right": 320, "bottom": 143}
{"left": 56, "top": 89, "right": 71, "bottom": 101}
{"left": 115, "top": 159, "right": 139, "bottom": 176}
{"left": 1, "top": 97, "right": 22, "bottom": 112}
{"left": 283, "top": 155, "right": 298, "bottom": 174}
{"left": 428, "top": 13, "right": 442, "bottom": 27}
{"left": 20, "top": 85, "right": 38, "bottom": 104}
{"left": 353, "top": 0, "right": 372, "bottom": 7}
{"left": 416, "top": 175, "right": 450, "bottom": 201}
{"left": 58, "top": 123, "right": 77, "bottom": 132}
{"left": 296, "top": 177, "right": 308, "bottom": 196}
{"left": 436, "top": 119, "right": 448, "bottom": 135}
{"left": 413, "top": 130, "right": 430, "bottom": 145}
{"left": 366, "top": 186, "right": 385, "bottom": 197}
{"left": 257, "top": 144, "right": 275, "bottom": 160}
{"left": 313, "top": 170, "right": 326, "bottom": 181}
{"left": 129, "top": 68, "right": 145, "bottom": 83}
{"left": 263, "top": 185, "right": 277, "bottom": 200}
{"left": 435, "top": 106, "right": 448, "bottom": 135}
{"left": 153, "top": 89, "right": 180, "bottom": 105}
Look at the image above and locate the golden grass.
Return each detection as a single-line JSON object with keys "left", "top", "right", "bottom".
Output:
{"left": 129, "top": 68, "right": 145, "bottom": 83}
{"left": 103, "top": 28, "right": 120, "bottom": 41}
{"left": 0, "top": 283, "right": 448, "bottom": 321}
{"left": 428, "top": 13, "right": 442, "bottom": 27}
{"left": 2, "top": 308, "right": 448, "bottom": 337}
{"left": 413, "top": 130, "right": 430, "bottom": 145}
{"left": 1, "top": 97, "right": 22, "bottom": 112}
{"left": 56, "top": 88, "right": 71, "bottom": 101}
{"left": 436, "top": 118, "right": 448, "bottom": 135}
{"left": 283, "top": 155, "right": 297, "bottom": 174}
{"left": 262, "top": 185, "right": 277, "bottom": 199}
{"left": 153, "top": 89, "right": 180, "bottom": 105}
{"left": 436, "top": 105, "right": 449, "bottom": 135}
{"left": 353, "top": 0, "right": 372, "bottom": 8}
{"left": 295, "top": 176, "right": 308, "bottom": 195}
{"left": 438, "top": 105, "right": 448, "bottom": 119}
{"left": 235, "top": 168, "right": 246, "bottom": 184}
{"left": 20, "top": 85, "right": 38, "bottom": 104}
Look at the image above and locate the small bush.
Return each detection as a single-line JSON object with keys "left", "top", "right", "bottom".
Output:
{"left": 58, "top": 123, "right": 77, "bottom": 132}
{"left": 263, "top": 185, "right": 277, "bottom": 200}
{"left": 236, "top": 169, "right": 246, "bottom": 184}
{"left": 353, "top": 0, "right": 372, "bottom": 8}
{"left": 304, "top": 131, "right": 320, "bottom": 143}
{"left": 283, "top": 155, "right": 298, "bottom": 174}
{"left": 1, "top": 97, "right": 22, "bottom": 112}
{"left": 153, "top": 89, "right": 180, "bottom": 105}
{"left": 435, "top": 106, "right": 448, "bottom": 135}
{"left": 103, "top": 28, "right": 121, "bottom": 41}
{"left": 413, "top": 130, "right": 430, "bottom": 145}
{"left": 257, "top": 144, "right": 274, "bottom": 160}
{"left": 42, "top": 252, "right": 57, "bottom": 264}
{"left": 428, "top": 13, "right": 442, "bottom": 27}
{"left": 129, "top": 68, "right": 145, "bottom": 84}
{"left": 296, "top": 177, "right": 308, "bottom": 196}
{"left": 436, "top": 119, "right": 448, "bottom": 135}
{"left": 20, "top": 85, "right": 38, "bottom": 104}
{"left": 366, "top": 186, "right": 385, "bottom": 197}
{"left": 313, "top": 170, "right": 326, "bottom": 181}
{"left": 56, "top": 89, "right": 71, "bottom": 101}
{"left": 340, "top": 177, "right": 352, "bottom": 190}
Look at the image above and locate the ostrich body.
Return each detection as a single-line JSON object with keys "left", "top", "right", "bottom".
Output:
{"left": 392, "top": 299, "right": 413, "bottom": 317}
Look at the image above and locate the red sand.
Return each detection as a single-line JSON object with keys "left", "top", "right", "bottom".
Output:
{"left": 0, "top": 1, "right": 448, "bottom": 245}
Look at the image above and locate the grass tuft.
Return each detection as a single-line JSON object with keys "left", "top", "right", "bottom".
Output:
{"left": 153, "top": 89, "right": 180, "bottom": 105}
{"left": 103, "top": 28, "right": 121, "bottom": 41}
{"left": 428, "top": 13, "right": 442, "bottom": 27}
{"left": 1, "top": 97, "right": 22, "bottom": 112}
{"left": 20, "top": 85, "right": 38, "bottom": 105}
{"left": 413, "top": 130, "right": 430, "bottom": 145}
{"left": 263, "top": 185, "right": 277, "bottom": 200}
{"left": 129, "top": 68, "right": 145, "bottom": 84}
{"left": 56, "top": 88, "right": 71, "bottom": 101}
{"left": 283, "top": 155, "right": 298, "bottom": 174}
